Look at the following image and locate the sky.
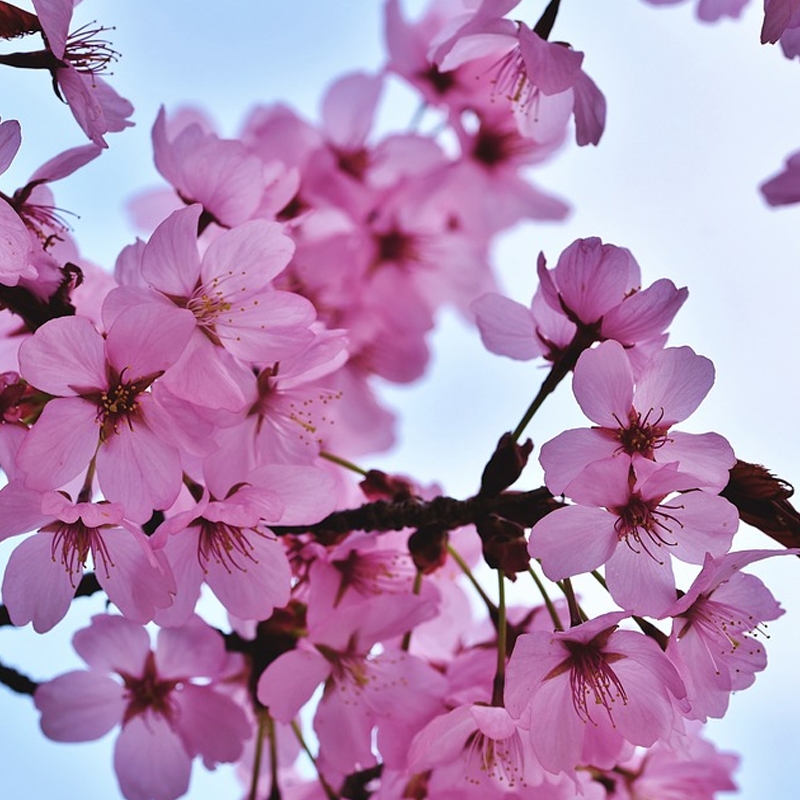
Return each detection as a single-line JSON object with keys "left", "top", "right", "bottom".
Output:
{"left": 0, "top": 1, "right": 799, "bottom": 798}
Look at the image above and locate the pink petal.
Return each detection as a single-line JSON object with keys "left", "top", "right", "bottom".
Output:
{"left": 0, "top": 481, "right": 51, "bottom": 541}
{"left": 529, "top": 505, "right": 618, "bottom": 581}
{"left": 201, "top": 218, "right": 294, "bottom": 287}
{"left": 155, "top": 617, "right": 227, "bottom": 680}
{"left": 572, "top": 69, "right": 606, "bottom": 146}
{"left": 0, "top": 119, "right": 21, "bottom": 175}
{"left": 539, "top": 427, "right": 615, "bottom": 496}
{"left": 29, "top": 143, "right": 103, "bottom": 183}
{"left": 257, "top": 648, "right": 331, "bottom": 722}
{"left": 472, "top": 293, "right": 542, "bottom": 360}
{"left": 634, "top": 346, "right": 715, "bottom": 426}
{"left": 114, "top": 714, "right": 191, "bottom": 800}
{"left": 517, "top": 24, "right": 583, "bottom": 95}
{"left": 321, "top": 71, "right": 383, "bottom": 150}
{"left": 204, "top": 533, "right": 292, "bottom": 620}
{"left": 2, "top": 533, "right": 79, "bottom": 631}
{"left": 573, "top": 340, "right": 634, "bottom": 426}
{"left": 96, "top": 412, "right": 183, "bottom": 521}
{"left": 173, "top": 683, "right": 251, "bottom": 765}
{"left": 19, "top": 315, "right": 106, "bottom": 396}
{"left": 72, "top": 614, "right": 151, "bottom": 675}
{"left": 605, "top": 543, "right": 677, "bottom": 617}
{"left": 17, "top": 397, "right": 98, "bottom": 490}
{"left": 601, "top": 278, "right": 688, "bottom": 345}
{"left": 98, "top": 529, "right": 176, "bottom": 623}
{"left": 35, "top": 670, "right": 125, "bottom": 741}
{"left": 105, "top": 304, "right": 195, "bottom": 379}
{"left": 141, "top": 205, "right": 203, "bottom": 297}
{"left": 32, "top": 0, "right": 71, "bottom": 60}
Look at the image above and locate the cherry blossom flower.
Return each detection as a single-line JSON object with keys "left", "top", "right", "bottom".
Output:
{"left": 31, "top": 0, "right": 134, "bottom": 146}
{"left": 530, "top": 456, "right": 739, "bottom": 616}
{"left": 408, "top": 703, "right": 544, "bottom": 792}
{"left": 34, "top": 614, "right": 251, "bottom": 800}
{"left": 107, "top": 204, "right": 316, "bottom": 411}
{"left": 663, "top": 549, "right": 795, "bottom": 720}
{"left": 0, "top": 485, "right": 174, "bottom": 632}
{"left": 151, "top": 462, "right": 336, "bottom": 625}
{"left": 505, "top": 612, "right": 687, "bottom": 778}
{"left": 603, "top": 721, "right": 738, "bottom": 799}
{"left": 15, "top": 305, "right": 195, "bottom": 520}
{"left": 433, "top": 4, "right": 607, "bottom": 146}
{"left": 258, "top": 593, "right": 445, "bottom": 772}
{"left": 474, "top": 238, "right": 688, "bottom": 367}
{"left": 539, "top": 340, "right": 736, "bottom": 495}
{"left": 150, "top": 106, "right": 269, "bottom": 228}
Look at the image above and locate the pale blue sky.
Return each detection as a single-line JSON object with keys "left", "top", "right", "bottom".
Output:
{"left": 1, "top": 1, "right": 798, "bottom": 798}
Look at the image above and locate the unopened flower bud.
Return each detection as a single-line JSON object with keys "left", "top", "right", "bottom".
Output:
{"left": 479, "top": 433, "right": 533, "bottom": 496}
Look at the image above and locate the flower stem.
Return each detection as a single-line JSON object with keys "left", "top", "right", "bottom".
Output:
{"left": 529, "top": 565, "right": 563, "bottom": 631}
{"left": 248, "top": 710, "right": 268, "bottom": 800}
{"left": 319, "top": 450, "right": 368, "bottom": 476}
{"left": 491, "top": 569, "right": 507, "bottom": 706}
{"left": 447, "top": 543, "right": 497, "bottom": 615}
{"left": 291, "top": 720, "right": 339, "bottom": 800}
{"left": 560, "top": 577, "right": 585, "bottom": 627}
{"left": 401, "top": 570, "right": 424, "bottom": 651}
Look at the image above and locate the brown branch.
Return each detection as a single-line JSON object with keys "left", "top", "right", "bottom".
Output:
{"left": 270, "top": 487, "right": 562, "bottom": 537}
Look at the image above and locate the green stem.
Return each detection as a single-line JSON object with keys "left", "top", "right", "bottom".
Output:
{"left": 560, "top": 577, "right": 585, "bottom": 627}
{"left": 319, "top": 450, "right": 368, "bottom": 476}
{"left": 491, "top": 569, "right": 507, "bottom": 706}
{"left": 510, "top": 327, "right": 594, "bottom": 443}
{"left": 528, "top": 565, "right": 563, "bottom": 631}
{"left": 401, "top": 570, "right": 424, "bottom": 652}
{"left": 248, "top": 711, "right": 268, "bottom": 800}
{"left": 447, "top": 544, "right": 497, "bottom": 615}
{"left": 267, "top": 715, "right": 281, "bottom": 800}
{"left": 291, "top": 720, "right": 339, "bottom": 800}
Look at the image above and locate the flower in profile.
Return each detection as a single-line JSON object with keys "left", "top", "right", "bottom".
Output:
{"left": 505, "top": 612, "right": 686, "bottom": 778}
{"left": 31, "top": 0, "right": 134, "bottom": 146}
{"left": 663, "top": 548, "right": 795, "bottom": 721}
{"left": 34, "top": 614, "right": 251, "bottom": 800}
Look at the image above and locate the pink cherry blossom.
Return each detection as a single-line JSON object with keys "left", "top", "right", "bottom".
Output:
{"left": 258, "top": 593, "right": 445, "bottom": 773}
{"left": 34, "top": 614, "right": 251, "bottom": 800}
{"left": 31, "top": 0, "right": 134, "bottom": 146}
{"left": 604, "top": 721, "right": 738, "bottom": 799}
{"left": 539, "top": 340, "right": 736, "bottom": 495}
{"left": 0, "top": 484, "right": 174, "bottom": 632}
{"left": 409, "top": 703, "right": 544, "bottom": 792}
{"left": 530, "top": 456, "right": 739, "bottom": 616}
{"left": 16, "top": 305, "right": 195, "bottom": 520}
{"left": 152, "top": 462, "right": 336, "bottom": 625}
{"left": 505, "top": 612, "right": 687, "bottom": 778}
{"left": 473, "top": 238, "right": 688, "bottom": 368}
{"left": 151, "top": 106, "right": 268, "bottom": 228}
{"left": 663, "top": 549, "right": 795, "bottom": 721}
{"left": 107, "top": 204, "right": 316, "bottom": 411}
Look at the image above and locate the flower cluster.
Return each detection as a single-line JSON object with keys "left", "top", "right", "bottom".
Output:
{"left": 0, "top": 1, "right": 797, "bottom": 800}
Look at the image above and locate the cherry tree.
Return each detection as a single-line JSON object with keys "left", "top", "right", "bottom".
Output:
{"left": 0, "top": 1, "right": 799, "bottom": 799}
